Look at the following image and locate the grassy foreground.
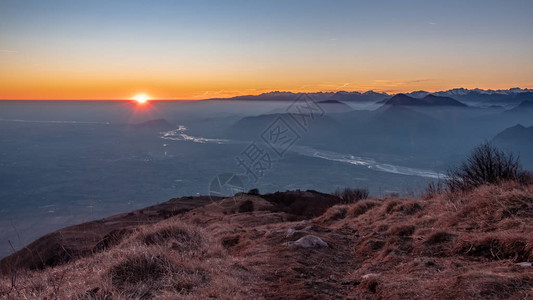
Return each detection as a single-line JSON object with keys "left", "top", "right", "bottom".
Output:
{"left": 0, "top": 183, "right": 532, "bottom": 299}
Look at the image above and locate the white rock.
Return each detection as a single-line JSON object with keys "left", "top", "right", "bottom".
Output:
{"left": 362, "top": 273, "right": 379, "bottom": 279}
{"left": 515, "top": 262, "right": 532, "bottom": 268}
{"left": 285, "top": 228, "right": 296, "bottom": 237}
{"left": 285, "top": 235, "right": 328, "bottom": 248}
{"left": 296, "top": 220, "right": 311, "bottom": 228}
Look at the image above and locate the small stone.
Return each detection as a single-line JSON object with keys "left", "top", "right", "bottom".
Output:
{"left": 285, "top": 228, "right": 296, "bottom": 237}
{"left": 414, "top": 257, "right": 435, "bottom": 266}
{"left": 516, "top": 262, "right": 532, "bottom": 268}
{"left": 362, "top": 273, "right": 379, "bottom": 279}
{"left": 341, "top": 280, "right": 360, "bottom": 286}
{"left": 304, "top": 224, "right": 332, "bottom": 233}
{"left": 285, "top": 234, "right": 328, "bottom": 248}
{"left": 295, "top": 220, "right": 311, "bottom": 229}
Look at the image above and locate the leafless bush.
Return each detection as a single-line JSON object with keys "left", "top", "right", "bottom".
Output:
{"left": 333, "top": 187, "right": 369, "bottom": 203}
{"left": 247, "top": 188, "right": 260, "bottom": 195}
{"left": 447, "top": 143, "right": 532, "bottom": 192}
{"left": 424, "top": 180, "right": 446, "bottom": 199}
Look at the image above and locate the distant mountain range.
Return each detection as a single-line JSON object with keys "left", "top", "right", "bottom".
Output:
{"left": 211, "top": 91, "right": 334, "bottom": 102}
{"left": 381, "top": 94, "right": 467, "bottom": 107}
{"left": 406, "top": 87, "right": 533, "bottom": 98}
{"left": 208, "top": 88, "right": 533, "bottom": 105}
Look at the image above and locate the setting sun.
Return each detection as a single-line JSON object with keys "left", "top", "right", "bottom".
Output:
{"left": 133, "top": 94, "right": 150, "bottom": 104}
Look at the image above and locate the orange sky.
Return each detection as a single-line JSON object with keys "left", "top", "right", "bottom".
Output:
{"left": 1, "top": 45, "right": 532, "bottom": 100}
{"left": 2, "top": 54, "right": 531, "bottom": 100}
{"left": 1, "top": 1, "right": 532, "bottom": 100}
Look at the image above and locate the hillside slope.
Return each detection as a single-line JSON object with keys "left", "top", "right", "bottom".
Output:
{"left": 1, "top": 184, "right": 532, "bottom": 299}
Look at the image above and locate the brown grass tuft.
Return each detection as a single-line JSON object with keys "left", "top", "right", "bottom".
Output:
{"left": 316, "top": 205, "right": 349, "bottom": 223}
{"left": 393, "top": 200, "right": 423, "bottom": 215}
{"left": 384, "top": 200, "right": 401, "bottom": 214}
{"left": 388, "top": 224, "right": 415, "bottom": 237}
{"left": 2, "top": 183, "right": 532, "bottom": 299}
{"left": 73, "top": 287, "right": 113, "bottom": 300}
{"left": 107, "top": 253, "right": 207, "bottom": 299}
{"left": 448, "top": 272, "right": 533, "bottom": 299}
{"left": 349, "top": 200, "right": 381, "bottom": 217}
{"left": 425, "top": 231, "right": 456, "bottom": 245}
{"left": 138, "top": 225, "right": 204, "bottom": 253}
{"left": 238, "top": 200, "right": 254, "bottom": 212}
{"left": 221, "top": 235, "right": 240, "bottom": 249}
{"left": 454, "top": 234, "right": 533, "bottom": 262}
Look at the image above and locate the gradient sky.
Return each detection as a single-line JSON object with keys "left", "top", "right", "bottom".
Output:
{"left": 1, "top": 0, "right": 532, "bottom": 100}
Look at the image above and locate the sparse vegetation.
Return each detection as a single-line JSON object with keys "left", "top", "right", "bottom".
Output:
{"left": 139, "top": 225, "right": 204, "bottom": 253}
{"left": 1, "top": 179, "right": 532, "bottom": 299}
{"left": 108, "top": 254, "right": 179, "bottom": 299}
{"left": 247, "top": 188, "right": 260, "bottom": 196}
{"left": 333, "top": 187, "right": 369, "bottom": 203}
{"left": 423, "top": 180, "right": 446, "bottom": 199}
{"left": 350, "top": 199, "right": 381, "bottom": 217}
{"left": 447, "top": 143, "right": 532, "bottom": 191}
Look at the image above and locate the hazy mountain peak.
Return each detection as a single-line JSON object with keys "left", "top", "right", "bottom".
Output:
{"left": 518, "top": 100, "right": 533, "bottom": 107}
{"left": 383, "top": 93, "right": 467, "bottom": 107}
{"left": 383, "top": 94, "right": 421, "bottom": 106}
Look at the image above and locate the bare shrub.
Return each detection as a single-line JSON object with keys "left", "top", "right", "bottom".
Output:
{"left": 247, "top": 188, "right": 260, "bottom": 195}
{"left": 423, "top": 180, "right": 446, "bottom": 199}
{"left": 447, "top": 143, "right": 532, "bottom": 192}
{"left": 333, "top": 187, "right": 369, "bottom": 203}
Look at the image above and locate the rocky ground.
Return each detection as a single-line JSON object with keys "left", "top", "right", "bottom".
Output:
{"left": 1, "top": 184, "right": 532, "bottom": 299}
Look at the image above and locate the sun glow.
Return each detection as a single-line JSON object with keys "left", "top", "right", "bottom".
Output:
{"left": 133, "top": 94, "right": 150, "bottom": 104}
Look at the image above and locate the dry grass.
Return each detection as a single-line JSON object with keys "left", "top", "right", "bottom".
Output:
{"left": 349, "top": 199, "right": 381, "bottom": 217}
{"left": 336, "top": 182, "right": 533, "bottom": 299}
{"left": 0, "top": 218, "right": 258, "bottom": 299}
{"left": 1, "top": 183, "right": 532, "bottom": 299}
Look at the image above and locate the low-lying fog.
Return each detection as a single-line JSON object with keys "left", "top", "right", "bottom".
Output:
{"left": 0, "top": 95, "right": 532, "bottom": 258}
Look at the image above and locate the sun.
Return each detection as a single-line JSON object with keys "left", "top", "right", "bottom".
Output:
{"left": 133, "top": 94, "right": 150, "bottom": 104}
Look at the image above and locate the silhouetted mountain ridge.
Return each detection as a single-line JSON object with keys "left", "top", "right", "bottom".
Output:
{"left": 382, "top": 94, "right": 467, "bottom": 107}
{"left": 208, "top": 88, "right": 532, "bottom": 105}
{"left": 492, "top": 124, "right": 533, "bottom": 169}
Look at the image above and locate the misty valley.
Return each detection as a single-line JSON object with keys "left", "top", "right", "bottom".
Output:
{"left": 1, "top": 89, "right": 532, "bottom": 259}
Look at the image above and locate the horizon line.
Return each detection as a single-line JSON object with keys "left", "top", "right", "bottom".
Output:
{"left": 1, "top": 86, "right": 532, "bottom": 101}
